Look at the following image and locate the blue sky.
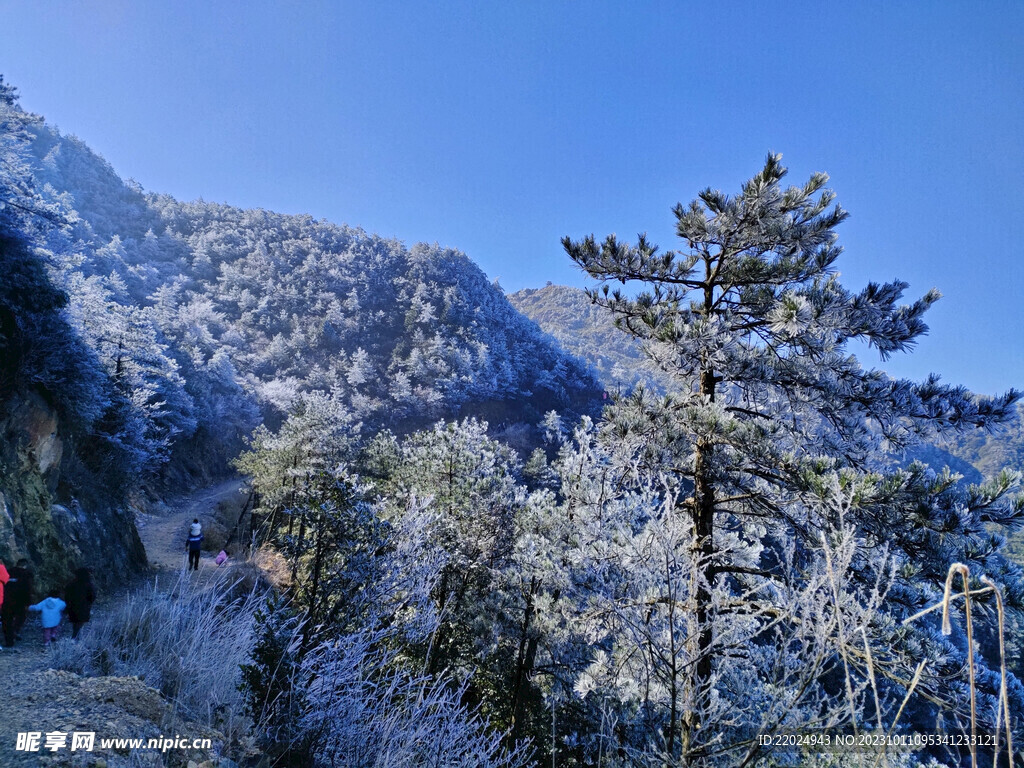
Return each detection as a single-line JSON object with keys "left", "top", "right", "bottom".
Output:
{"left": 1, "top": 1, "right": 1022, "bottom": 395}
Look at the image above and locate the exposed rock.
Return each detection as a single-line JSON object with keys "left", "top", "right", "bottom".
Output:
{"left": 0, "top": 392, "right": 147, "bottom": 595}
{"left": 10, "top": 392, "right": 63, "bottom": 476}
{"left": 0, "top": 490, "right": 16, "bottom": 554}
{"left": 0, "top": 668, "right": 224, "bottom": 768}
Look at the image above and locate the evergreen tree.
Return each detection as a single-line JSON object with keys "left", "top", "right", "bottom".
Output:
{"left": 562, "top": 154, "right": 1024, "bottom": 763}
{"left": 372, "top": 420, "right": 523, "bottom": 676}
{"left": 235, "top": 390, "right": 361, "bottom": 559}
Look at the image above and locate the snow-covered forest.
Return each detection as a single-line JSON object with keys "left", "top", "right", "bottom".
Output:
{"left": 4, "top": 76, "right": 601, "bottom": 494}
{"left": 3, "top": 73, "right": 1024, "bottom": 767}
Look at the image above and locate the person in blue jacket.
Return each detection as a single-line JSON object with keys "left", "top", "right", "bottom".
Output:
{"left": 29, "top": 592, "right": 66, "bottom": 645}
{"left": 186, "top": 519, "right": 203, "bottom": 571}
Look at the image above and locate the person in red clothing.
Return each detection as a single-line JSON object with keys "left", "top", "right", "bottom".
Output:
{"left": 0, "top": 562, "right": 9, "bottom": 649}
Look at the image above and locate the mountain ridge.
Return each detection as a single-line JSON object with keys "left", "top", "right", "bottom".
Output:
{"left": 26, "top": 119, "right": 604, "bottom": 466}
{"left": 511, "top": 283, "right": 1024, "bottom": 486}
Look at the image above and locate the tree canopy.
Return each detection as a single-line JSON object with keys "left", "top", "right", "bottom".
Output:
{"left": 560, "top": 154, "right": 1024, "bottom": 765}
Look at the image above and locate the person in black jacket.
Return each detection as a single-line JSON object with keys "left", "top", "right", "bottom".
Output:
{"left": 185, "top": 520, "right": 203, "bottom": 571}
{"left": 2, "top": 559, "right": 34, "bottom": 646}
{"left": 64, "top": 567, "right": 96, "bottom": 640}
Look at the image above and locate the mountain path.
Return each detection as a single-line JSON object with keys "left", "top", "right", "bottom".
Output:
{"left": 0, "top": 480, "right": 247, "bottom": 766}
{"left": 135, "top": 478, "right": 246, "bottom": 575}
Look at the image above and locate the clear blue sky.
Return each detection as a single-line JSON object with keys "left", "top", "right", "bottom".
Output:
{"left": 2, "top": 1, "right": 1022, "bottom": 395}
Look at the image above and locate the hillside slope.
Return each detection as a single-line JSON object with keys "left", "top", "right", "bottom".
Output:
{"left": 2, "top": 80, "right": 146, "bottom": 591}
{"left": 512, "top": 284, "right": 1024, "bottom": 483}
{"left": 510, "top": 283, "right": 678, "bottom": 395}
{"left": 22, "top": 99, "right": 602, "bottom": 484}
{"left": 2, "top": 77, "right": 601, "bottom": 596}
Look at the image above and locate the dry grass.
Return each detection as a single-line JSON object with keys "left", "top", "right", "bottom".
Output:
{"left": 823, "top": 558, "right": 1017, "bottom": 768}
{"left": 890, "top": 563, "right": 1014, "bottom": 768}
{"left": 251, "top": 541, "right": 292, "bottom": 590}
{"left": 48, "top": 568, "right": 267, "bottom": 750}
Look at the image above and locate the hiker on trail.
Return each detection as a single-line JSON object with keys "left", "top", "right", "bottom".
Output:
{"left": 215, "top": 548, "right": 230, "bottom": 567}
{"left": 3, "top": 559, "right": 34, "bottom": 646}
{"left": 64, "top": 567, "right": 96, "bottom": 640}
{"left": 186, "top": 519, "right": 203, "bottom": 571}
{"left": 29, "top": 592, "right": 66, "bottom": 646}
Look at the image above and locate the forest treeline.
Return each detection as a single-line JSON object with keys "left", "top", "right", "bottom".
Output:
{"left": 3, "top": 75, "right": 601, "bottom": 498}
{"left": 3, "top": 74, "right": 1024, "bottom": 767}
{"left": 511, "top": 283, "right": 1024, "bottom": 564}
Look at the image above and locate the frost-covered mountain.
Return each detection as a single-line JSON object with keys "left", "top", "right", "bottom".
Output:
{"left": 509, "top": 283, "right": 678, "bottom": 395}
{"left": 22, "top": 116, "right": 602, "bottom": 481}
{"left": 512, "top": 284, "right": 1024, "bottom": 482}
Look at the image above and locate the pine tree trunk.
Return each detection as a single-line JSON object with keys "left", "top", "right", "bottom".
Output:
{"left": 308, "top": 506, "right": 326, "bottom": 625}
{"left": 509, "top": 576, "right": 540, "bottom": 740}
{"left": 292, "top": 514, "right": 306, "bottom": 584}
{"left": 680, "top": 283, "right": 718, "bottom": 764}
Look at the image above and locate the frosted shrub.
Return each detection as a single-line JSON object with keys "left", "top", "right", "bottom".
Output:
{"left": 49, "top": 569, "right": 265, "bottom": 742}
{"left": 301, "top": 624, "right": 528, "bottom": 768}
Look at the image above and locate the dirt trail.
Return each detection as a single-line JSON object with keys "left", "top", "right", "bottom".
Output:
{"left": 136, "top": 478, "right": 246, "bottom": 574}
{"left": 0, "top": 480, "right": 248, "bottom": 766}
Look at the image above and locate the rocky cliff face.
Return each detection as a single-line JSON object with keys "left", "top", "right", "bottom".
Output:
{"left": 0, "top": 392, "right": 146, "bottom": 595}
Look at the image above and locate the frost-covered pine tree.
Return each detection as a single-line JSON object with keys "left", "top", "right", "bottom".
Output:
{"left": 561, "top": 154, "right": 1023, "bottom": 764}
{"left": 368, "top": 420, "right": 524, "bottom": 679}
{"left": 235, "top": 390, "right": 363, "bottom": 588}
{"left": 0, "top": 76, "right": 59, "bottom": 232}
